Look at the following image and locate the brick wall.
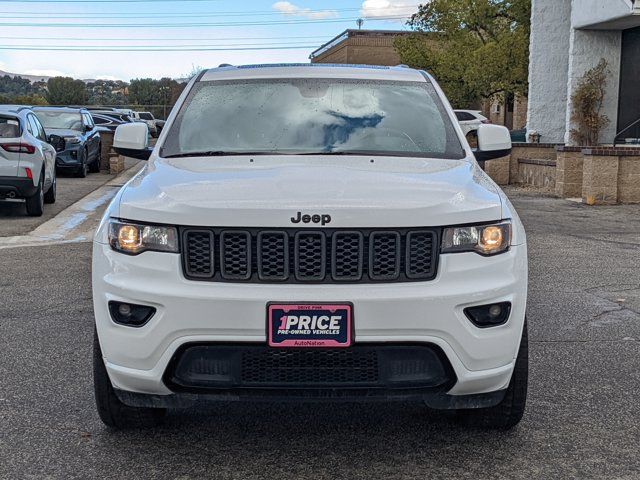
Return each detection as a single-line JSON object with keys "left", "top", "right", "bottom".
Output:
{"left": 312, "top": 34, "right": 408, "bottom": 66}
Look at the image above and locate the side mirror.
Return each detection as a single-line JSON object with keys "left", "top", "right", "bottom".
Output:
{"left": 474, "top": 124, "right": 512, "bottom": 164}
{"left": 113, "top": 123, "right": 152, "bottom": 160}
{"left": 48, "top": 134, "right": 65, "bottom": 153}
{"left": 84, "top": 124, "right": 93, "bottom": 133}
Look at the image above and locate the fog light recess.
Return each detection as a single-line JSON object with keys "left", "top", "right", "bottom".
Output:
{"left": 108, "top": 301, "right": 156, "bottom": 327}
{"left": 464, "top": 302, "right": 511, "bottom": 328}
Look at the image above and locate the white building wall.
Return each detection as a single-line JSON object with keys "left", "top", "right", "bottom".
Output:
{"left": 564, "top": 28, "right": 622, "bottom": 144}
{"left": 571, "top": 0, "right": 632, "bottom": 28}
{"left": 526, "top": 0, "right": 573, "bottom": 143}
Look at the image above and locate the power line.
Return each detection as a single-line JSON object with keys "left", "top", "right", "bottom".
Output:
{"left": 0, "top": 8, "right": 362, "bottom": 18}
{"left": 0, "top": 6, "right": 413, "bottom": 18}
{"left": 0, "top": 35, "right": 331, "bottom": 42}
{"left": 0, "top": 0, "right": 225, "bottom": 3}
{"left": 0, "top": 45, "right": 317, "bottom": 52}
{"left": 0, "top": 15, "right": 407, "bottom": 28}
{"left": 0, "top": 41, "right": 319, "bottom": 48}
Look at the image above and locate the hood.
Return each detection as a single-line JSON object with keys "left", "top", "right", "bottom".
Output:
{"left": 118, "top": 155, "right": 503, "bottom": 228}
{"left": 45, "top": 128, "right": 82, "bottom": 138}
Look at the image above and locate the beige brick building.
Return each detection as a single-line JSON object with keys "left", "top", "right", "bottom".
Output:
{"left": 309, "top": 29, "right": 412, "bottom": 66}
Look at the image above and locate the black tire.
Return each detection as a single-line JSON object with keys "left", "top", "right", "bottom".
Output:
{"left": 25, "top": 174, "right": 44, "bottom": 216}
{"left": 44, "top": 173, "right": 56, "bottom": 204}
{"left": 76, "top": 148, "right": 88, "bottom": 178}
{"left": 89, "top": 144, "right": 101, "bottom": 173}
{"left": 93, "top": 330, "right": 166, "bottom": 429}
{"left": 455, "top": 320, "right": 529, "bottom": 429}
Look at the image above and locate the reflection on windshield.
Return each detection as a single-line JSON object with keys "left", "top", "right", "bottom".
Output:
{"left": 34, "top": 112, "right": 83, "bottom": 131}
{"left": 162, "top": 79, "right": 464, "bottom": 159}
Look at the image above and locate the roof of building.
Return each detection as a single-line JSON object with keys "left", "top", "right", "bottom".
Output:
{"left": 200, "top": 63, "right": 425, "bottom": 82}
{"left": 309, "top": 29, "right": 414, "bottom": 59}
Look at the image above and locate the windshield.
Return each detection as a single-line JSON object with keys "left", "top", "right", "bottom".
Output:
{"left": 35, "top": 111, "right": 83, "bottom": 131}
{"left": 161, "top": 78, "right": 464, "bottom": 158}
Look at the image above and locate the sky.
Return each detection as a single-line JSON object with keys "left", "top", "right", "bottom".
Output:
{"left": 0, "top": 0, "right": 422, "bottom": 81}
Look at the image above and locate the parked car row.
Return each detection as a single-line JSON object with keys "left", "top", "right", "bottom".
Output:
{"left": 0, "top": 105, "right": 58, "bottom": 216}
{"left": 84, "top": 107, "right": 162, "bottom": 137}
{"left": 0, "top": 103, "right": 163, "bottom": 217}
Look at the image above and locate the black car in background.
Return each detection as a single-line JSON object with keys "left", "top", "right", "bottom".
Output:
{"left": 90, "top": 112, "right": 131, "bottom": 132}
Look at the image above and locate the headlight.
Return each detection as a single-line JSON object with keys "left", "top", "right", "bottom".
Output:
{"left": 108, "top": 220, "right": 178, "bottom": 255}
{"left": 441, "top": 221, "right": 511, "bottom": 256}
{"left": 64, "top": 136, "right": 81, "bottom": 144}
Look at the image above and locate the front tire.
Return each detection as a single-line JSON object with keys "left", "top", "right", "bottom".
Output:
{"left": 76, "top": 148, "right": 88, "bottom": 178}
{"left": 44, "top": 173, "right": 56, "bottom": 204}
{"left": 455, "top": 320, "right": 529, "bottom": 429}
{"left": 93, "top": 331, "right": 166, "bottom": 429}
{"left": 89, "top": 144, "right": 101, "bottom": 173}
{"left": 25, "top": 175, "right": 44, "bottom": 216}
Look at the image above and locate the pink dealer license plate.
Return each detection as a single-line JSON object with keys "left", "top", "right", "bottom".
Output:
{"left": 267, "top": 303, "right": 353, "bottom": 348}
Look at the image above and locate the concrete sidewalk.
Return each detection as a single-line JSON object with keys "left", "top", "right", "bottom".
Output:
{"left": 0, "top": 161, "right": 143, "bottom": 249}
{"left": 0, "top": 158, "right": 139, "bottom": 238}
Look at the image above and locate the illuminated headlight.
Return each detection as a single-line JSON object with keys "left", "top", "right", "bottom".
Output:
{"left": 108, "top": 220, "right": 178, "bottom": 255}
{"left": 441, "top": 221, "right": 511, "bottom": 256}
{"left": 64, "top": 136, "right": 81, "bottom": 144}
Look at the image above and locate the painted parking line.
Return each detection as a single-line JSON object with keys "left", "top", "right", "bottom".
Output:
{"left": 0, "top": 164, "right": 144, "bottom": 250}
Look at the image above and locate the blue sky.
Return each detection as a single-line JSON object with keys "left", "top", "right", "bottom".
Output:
{"left": 0, "top": 0, "right": 421, "bottom": 80}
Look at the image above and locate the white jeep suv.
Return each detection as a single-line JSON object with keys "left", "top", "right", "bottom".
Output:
{"left": 0, "top": 105, "right": 57, "bottom": 216}
{"left": 93, "top": 64, "right": 527, "bottom": 430}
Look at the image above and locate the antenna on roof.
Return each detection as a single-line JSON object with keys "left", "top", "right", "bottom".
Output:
{"left": 356, "top": 18, "right": 364, "bottom": 30}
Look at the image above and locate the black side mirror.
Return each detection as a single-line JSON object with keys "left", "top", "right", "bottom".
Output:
{"left": 48, "top": 134, "right": 66, "bottom": 152}
{"left": 114, "top": 146, "right": 153, "bottom": 161}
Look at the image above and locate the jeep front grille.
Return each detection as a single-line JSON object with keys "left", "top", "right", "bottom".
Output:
{"left": 181, "top": 227, "right": 439, "bottom": 284}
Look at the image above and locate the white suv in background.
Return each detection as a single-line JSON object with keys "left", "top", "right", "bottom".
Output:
{"left": 131, "top": 111, "right": 158, "bottom": 137}
{"left": 454, "top": 109, "right": 490, "bottom": 135}
{"left": 0, "top": 106, "right": 57, "bottom": 216}
{"left": 93, "top": 64, "right": 528, "bottom": 430}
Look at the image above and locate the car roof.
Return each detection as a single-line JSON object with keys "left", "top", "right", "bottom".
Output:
{"left": 33, "top": 106, "right": 86, "bottom": 114}
{"left": 200, "top": 63, "right": 427, "bottom": 82}
{"left": 0, "top": 105, "right": 32, "bottom": 116}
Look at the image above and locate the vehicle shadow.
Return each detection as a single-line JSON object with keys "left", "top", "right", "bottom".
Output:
{"left": 89, "top": 402, "right": 528, "bottom": 478}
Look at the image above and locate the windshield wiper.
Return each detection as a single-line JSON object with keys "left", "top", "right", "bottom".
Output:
{"left": 163, "top": 151, "right": 303, "bottom": 158}
{"left": 298, "top": 150, "right": 378, "bottom": 156}
{"left": 164, "top": 151, "right": 238, "bottom": 158}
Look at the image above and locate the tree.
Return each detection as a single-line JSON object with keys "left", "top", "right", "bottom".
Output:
{"left": 569, "top": 59, "right": 610, "bottom": 146}
{"left": 395, "top": 0, "right": 531, "bottom": 108}
{"left": 129, "top": 77, "right": 185, "bottom": 119}
{"left": 46, "top": 76, "right": 87, "bottom": 105}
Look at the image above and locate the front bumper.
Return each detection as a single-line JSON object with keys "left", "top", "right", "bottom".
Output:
{"left": 93, "top": 241, "right": 527, "bottom": 401}
{"left": 55, "top": 146, "right": 82, "bottom": 168}
{"left": 0, "top": 176, "right": 37, "bottom": 198}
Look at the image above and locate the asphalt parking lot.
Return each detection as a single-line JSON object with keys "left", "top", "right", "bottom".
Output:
{"left": 0, "top": 160, "right": 138, "bottom": 238}
{"left": 0, "top": 189, "right": 639, "bottom": 479}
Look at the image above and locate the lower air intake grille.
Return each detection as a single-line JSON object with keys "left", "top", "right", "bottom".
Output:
{"left": 241, "top": 348, "right": 379, "bottom": 385}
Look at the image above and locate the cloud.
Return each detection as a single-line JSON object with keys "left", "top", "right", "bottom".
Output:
{"left": 360, "top": 0, "right": 422, "bottom": 21}
{"left": 272, "top": 2, "right": 338, "bottom": 20}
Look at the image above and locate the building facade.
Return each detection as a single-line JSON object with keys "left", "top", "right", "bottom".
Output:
{"left": 527, "top": 0, "right": 640, "bottom": 145}
{"left": 309, "top": 29, "right": 412, "bottom": 66}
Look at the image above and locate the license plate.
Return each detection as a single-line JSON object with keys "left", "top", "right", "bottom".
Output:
{"left": 267, "top": 303, "right": 353, "bottom": 348}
